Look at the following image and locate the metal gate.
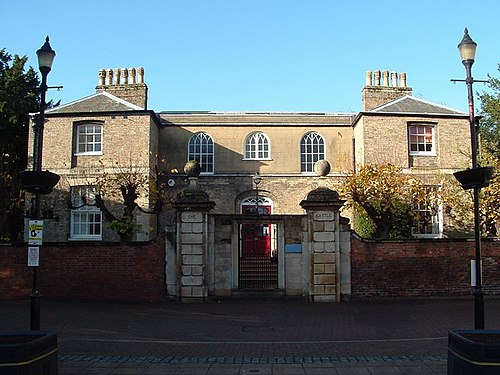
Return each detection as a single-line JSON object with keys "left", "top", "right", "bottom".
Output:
{"left": 238, "top": 221, "right": 278, "bottom": 289}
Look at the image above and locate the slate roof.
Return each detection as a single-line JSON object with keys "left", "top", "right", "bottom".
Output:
{"left": 369, "top": 95, "right": 466, "bottom": 116}
{"left": 46, "top": 91, "right": 143, "bottom": 114}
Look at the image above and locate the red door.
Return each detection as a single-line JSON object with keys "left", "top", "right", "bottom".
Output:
{"left": 241, "top": 205, "right": 271, "bottom": 257}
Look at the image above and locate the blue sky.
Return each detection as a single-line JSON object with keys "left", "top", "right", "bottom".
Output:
{"left": 1, "top": 0, "right": 498, "bottom": 113}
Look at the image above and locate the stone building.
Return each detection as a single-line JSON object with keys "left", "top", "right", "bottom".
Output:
{"left": 27, "top": 68, "right": 470, "bottom": 301}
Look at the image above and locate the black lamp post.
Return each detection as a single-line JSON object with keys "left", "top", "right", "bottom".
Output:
{"left": 456, "top": 28, "right": 485, "bottom": 330}
{"left": 29, "top": 36, "right": 56, "bottom": 331}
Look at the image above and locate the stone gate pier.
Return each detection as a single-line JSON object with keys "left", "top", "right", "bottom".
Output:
{"left": 300, "top": 187, "right": 351, "bottom": 302}
{"left": 172, "top": 175, "right": 215, "bottom": 302}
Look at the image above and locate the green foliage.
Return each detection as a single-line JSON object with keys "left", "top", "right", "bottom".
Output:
{"left": 0, "top": 50, "right": 39, "bottom": 168}
{"left": 352, "top": 207, "right": 376, "bottom": 239}
{"left": 388, "top": 200, "right": 413, "bottom": 239}
{"left": 0, "top": 49, "right": 39, "bottom": 241}
{"left": 107, "top": 219, "right": 136, "bottom": 241}
{"left": 341, "top": 163, "right": 429, "bottom": 239}
{"left": 478, "top": 64, "right": 500, "bottom": 236}
{"left": 479, "top": 64, "right": 500, "bottom": 163}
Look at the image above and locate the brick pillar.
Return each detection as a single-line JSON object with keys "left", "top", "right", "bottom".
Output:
{"left": 172, "top": 176, "right": 215, "bottom": 302}
{"left": 300, "top": 187, "right": 345, "bottom": 302}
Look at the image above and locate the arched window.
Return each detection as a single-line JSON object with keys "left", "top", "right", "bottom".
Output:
{"left": 300, "top": 132, "right": 325, "bottom": 173}
{"left": 241, "top": 196, "right": 273, "bottom": 215}
{"left": 244, "top": 132, "right": 270, "bottom": 160}
{"left": 188, "top": 132, "right": 214, "bottom": 173}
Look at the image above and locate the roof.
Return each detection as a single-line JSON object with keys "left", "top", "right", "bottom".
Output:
{"left": 45, "top": 91, "right": 143, "bottom": 114}
{"left": 369, "top": 95, "right": 467, "bottom": 116}
{"left": 158, "top": 111, "right": 356, "bottom": 127}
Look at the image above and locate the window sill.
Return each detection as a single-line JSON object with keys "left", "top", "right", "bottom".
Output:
{"left": 68, "top": 237, "right": 102, "bottom": 241}
{"left": 412, "top": 233, "right": 442, "bottom": 239}
{"left": 409, "top": 152, "right": 436, "bottom": 157}
{"left": 74, "top": 152, "right": 103, "bottom": 156}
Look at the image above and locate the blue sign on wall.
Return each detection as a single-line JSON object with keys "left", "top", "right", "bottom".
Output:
{"left": 285, "top": 244, "right": 302, "bottom": 253}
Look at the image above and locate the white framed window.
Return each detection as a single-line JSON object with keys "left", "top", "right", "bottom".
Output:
{"left": 70, "top": 186, "right": 102, "bottom": 240}
{"left": 76, "top": 123, "right": 103, "bottom": 155}
{"left": 244, "top": 132, "right": 270, "bottom": 160}
{"left": 188, "top": 133, "right": 214, "bottom": 174}
{"left": 412, "top": 186, "right": 442, "bottom": 238}
{"left": 409, "top": 124, "right": 435, "bottom": 156}
{"left": 300, "top": 132, "right": 325, "bottom": 173}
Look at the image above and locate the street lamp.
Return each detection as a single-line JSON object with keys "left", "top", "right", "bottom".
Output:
{"left": 29, "top": 36, "right": 56, "bottom": 331}
{"left": 455, "top": 28, "right": 487, "bottom": 329}
{"left": 34, "top": 36, "right": 55, "bottom": 175}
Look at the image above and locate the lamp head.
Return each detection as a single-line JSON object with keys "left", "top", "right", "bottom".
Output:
{"left": 458, "top": 28, "right": 476, "bottom": 65}
{"left": 253, "top": 172, "right": 262, "bottom": 187}
{"left": 36, "top": 36, "right": 56, "bottom": 74}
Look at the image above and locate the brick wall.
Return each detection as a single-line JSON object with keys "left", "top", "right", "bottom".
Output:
{"left": 4, "top": 235, "right": 500, "bottom": 302}
{"left": 359, "top": 115, "right": 470, "bottom": 169}
{"left": 351, "top": 235, "right": 500, "bottom": 299}
{"left": 0, "top": 238, "right": 166, "bottom": 301}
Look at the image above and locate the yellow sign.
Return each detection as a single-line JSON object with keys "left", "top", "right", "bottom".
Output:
{"left": 28, "top": 220, "right": 43, "bottom": 245}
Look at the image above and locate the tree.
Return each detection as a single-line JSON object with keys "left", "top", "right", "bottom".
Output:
{"left": 478, "top": 64, "right": 500, "bottom": 235}
{"left": 81, "top": 158, "right": 177, "bottom": 242}
{"left": 340, "top": 163, "right": 433, "bottom": 239}
{"left": 92, "top": 162, "right": 157, "bottom": 242}
{"left": 479, "top": 64, "right": 500, "bottom": 162}
{"left": 0, "top": 49, "right": 39, "bottom": 241}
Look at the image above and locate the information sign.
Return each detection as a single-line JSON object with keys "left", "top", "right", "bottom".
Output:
{"left": 27, "top": 246, "right": 40, "bottom": 267}
{"left": 28, "top": 220, "right": 43, "bottom": 245}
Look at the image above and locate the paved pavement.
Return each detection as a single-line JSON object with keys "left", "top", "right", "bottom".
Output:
{"left": 2, "top": 297, "right": 500, "bottom": 374}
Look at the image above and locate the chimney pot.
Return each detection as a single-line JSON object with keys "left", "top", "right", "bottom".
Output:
{"left": 98, "top": 69, "right": 105, "bottom": 86}
{"left": 382, "top": 70, "right": 389, "bottom": 87}
{"left": 121, "top": 68, "right": 128, "bottom": 85}
{"left": 374, "top": 70, "right": 381, "bottom": 86}
{"left": 391, "top": 71, "right": 398, "bottom": 87}
{"left": 365, "top": 71, "right": 372, "bottom": 86}
{"left": 113, "top": 68, "right": 120, "bottom": 85}
{"left": 105, "top": 69, "right": 113, "bottom": 85}
{"left": 128, "top": 67, "right": 136, "bottom": 84}
{"left": 400, "top": 72, "right": 407, "bottom": 88}
{"left": 137, "top": 67, "right": 144, "bottom": 84}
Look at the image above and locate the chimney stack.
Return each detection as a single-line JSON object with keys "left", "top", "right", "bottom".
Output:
{"left": 362, "top": 69, "right": 412, "bottom": 111}
{"left": 96, "top": 67, "right": 148, "bottom": 109}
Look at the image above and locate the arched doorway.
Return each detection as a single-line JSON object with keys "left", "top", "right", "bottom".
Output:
{"left": 239, "top": 197, "right": 278, "bottom": 289}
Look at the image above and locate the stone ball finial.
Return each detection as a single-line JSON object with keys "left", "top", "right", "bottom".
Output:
{"left": 314, "top": 160, "right": 331, "bottom": 177}
{"left": 184, "top": 160, "right": 201, "bottom": 177}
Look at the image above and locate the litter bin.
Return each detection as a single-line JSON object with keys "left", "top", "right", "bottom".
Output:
{"left": 0, "top": 331, "right": 57, "bottom": 374}
{"left": 448, "top": 330, "right": 500, "bottom": 374}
